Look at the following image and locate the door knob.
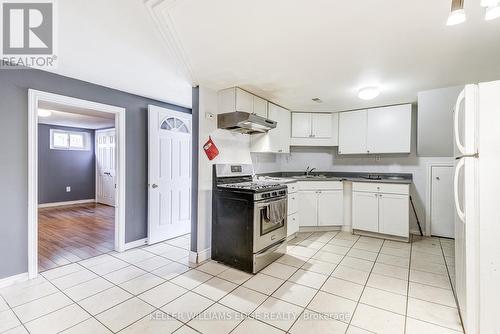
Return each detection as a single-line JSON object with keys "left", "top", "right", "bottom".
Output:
{"left": 151, "top": 184, "right": 158, "bottom": 189}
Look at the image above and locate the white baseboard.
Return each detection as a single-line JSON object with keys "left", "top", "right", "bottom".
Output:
{"left": 124, "top": 238, "right": 148, "bottom": 251}
{"left": 189, "top": 251, "right": 198, "bottom": 263}
{"left": 189, "top": 248, "right": 211, "bottom": 264}
{"left": 0, "top": 272, "right": 29, "bottom": 289}
{"left": 299, "top": 226, "right": 343, "bottom": 233}
{"left": 38, "top": 199, "right": 95, "bottom": 208}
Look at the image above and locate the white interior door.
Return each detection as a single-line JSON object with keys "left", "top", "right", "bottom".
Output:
{"left": 148, "top": 105, "right": 192, "bottom": 244}
{"left": 96, "top": 129, "right": 116, "bottom": 207}
{"left": 431, "top": 166, "right": 454, "bottom": 238}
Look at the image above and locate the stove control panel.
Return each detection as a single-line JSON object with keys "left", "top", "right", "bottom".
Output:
{"left": 255, "top": 189, "right": 287, "bottom": 201}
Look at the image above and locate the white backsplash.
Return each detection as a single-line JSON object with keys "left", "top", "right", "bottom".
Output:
{"left": 251, "top": 147, "right": 453, "bottom": 234}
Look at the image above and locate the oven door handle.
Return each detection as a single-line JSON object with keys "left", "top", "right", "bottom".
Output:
{"left": 255, "top": 197, "right": 286, "bottom": 208}
{"left": 255, "top": 239, "right": 286, "bottom": 258}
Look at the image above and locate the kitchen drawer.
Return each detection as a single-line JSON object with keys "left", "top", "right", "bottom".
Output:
{"left": 352, "top": 182, "right": 409, "bottom": 195}
{"left": 288, "top": 193, "right": 299, "bottom": 215}
{"left": 298, "top": 181, "right": 343, "bottom": 191}
{"left": 286, "top": 182, "right": 298, "bottom": 194}
{"left": 287, "top": 212, "right": 299, "bottom": 237}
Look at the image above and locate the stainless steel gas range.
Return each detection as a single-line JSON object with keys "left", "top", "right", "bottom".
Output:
{"left": 211, "top": 164, "right": 287, "bottom": 273}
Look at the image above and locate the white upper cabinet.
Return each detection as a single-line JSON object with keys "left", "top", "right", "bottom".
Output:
{"left": 219, "top": 87, "right": 268, "bottom": 118}
{"left": 367, "top": 105, "right": 412, "bottom": 154}
{"left": 338, "top": 110, "right": 368, "bottom": 154}
{"left": 338, "top": 104, "right": 412, "bottom": 155}
{"left": 235, "top": 88, "right": 254, "bottom": 113}
{"left": 312, "top": 113, "right": 333, "bottom": 138}
{"left": 291, "top": 113, "right": 312, "bottom": 138}
{"left": 291, "top": 112, "right": 339, "bottom": 146}
{"left": 252, "top": 96, "right": 268, "bottom": 118}
{"left": 250, "top": 103, "right": 290, "bottom": 153}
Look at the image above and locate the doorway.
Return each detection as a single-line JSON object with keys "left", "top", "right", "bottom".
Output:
{"left": 28, "top": 90, "right": 126, "bottom": 278}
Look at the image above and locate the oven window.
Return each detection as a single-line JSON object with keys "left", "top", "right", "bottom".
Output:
{"left": 261, "top": 212, "right": 284, "bottom": 235}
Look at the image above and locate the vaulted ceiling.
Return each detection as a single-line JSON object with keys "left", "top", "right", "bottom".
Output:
{"left": 146, "top": 0, "right": 500, "bottom": 111}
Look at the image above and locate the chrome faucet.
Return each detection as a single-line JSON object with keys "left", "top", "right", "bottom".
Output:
{"left": 305, "top": 166, "right": 317, "bottom": 176}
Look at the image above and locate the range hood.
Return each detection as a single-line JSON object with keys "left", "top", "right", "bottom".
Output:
{"left": 217, "top": 112, "right": 277, "bottom": 134}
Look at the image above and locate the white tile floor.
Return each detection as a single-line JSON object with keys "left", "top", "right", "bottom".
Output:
{"left": 0, "top": 232, "right": 462, "bottom": 334}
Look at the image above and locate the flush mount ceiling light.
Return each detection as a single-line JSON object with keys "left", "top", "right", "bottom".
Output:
{"left": 38, "top": 109, "right": 52, "bottom": 117}
{"left": 485, "top": 3, "right": 500, "bottom": 20}
{"left": 358, "top": 87, "right": 380, "bottom": 100}
{"left": 447, "top": 0, "right": 466, "bottom": 25}
{"left": 481, "top": 0, "right": 498, "bottom": 7}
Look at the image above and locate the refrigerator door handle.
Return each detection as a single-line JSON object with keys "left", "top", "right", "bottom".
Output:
{"left": 454, "top": 88, "right": 466, "bottom": 156}
{"left": 454, "top": 157, "right": 466, "bottom": 223}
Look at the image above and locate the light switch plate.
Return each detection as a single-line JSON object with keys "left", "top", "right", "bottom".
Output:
{"left": 66, "top": 186, "right": 71, "bottom": 192}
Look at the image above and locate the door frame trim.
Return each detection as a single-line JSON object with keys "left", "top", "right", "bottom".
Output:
{"left": 28, "top": 89, "right": 126, "bottom": 279}
{"left": 426, "top": 163, "right": 454, "bottom": 237}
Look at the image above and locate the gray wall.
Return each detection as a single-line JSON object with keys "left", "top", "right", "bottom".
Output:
{"left": 38, "top": 124, "right": 96, "bottom": 204}
{"left": 0, "top": 69, "right": 190, "bottom": 279}
{"left": 417, "top": 86, "right": 462, "bottom": 157}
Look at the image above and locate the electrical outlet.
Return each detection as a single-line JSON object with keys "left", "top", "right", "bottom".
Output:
{"left": 66, "top": 186, "right": 71, "bottom": 192}
{"left": 375, "top": 156, "right": 381, "bottom": 162}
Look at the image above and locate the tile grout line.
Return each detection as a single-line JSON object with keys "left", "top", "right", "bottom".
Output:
{"left": 56, "top": 234, "right": 197, "bottom": 333}
{"left": 439, "top": 237, "right": 465, "bottom": 333}
{"left": 285, "top": 232, "right": 362, "bottom": 333}
{"left": 27, "top": 235, "right": 194, "bottom": 333}
{"left": 402, "top": 233, "right": 414, "bottom": 334}
{"left": 344, "top": 236, "right": 386, "bottom": 333}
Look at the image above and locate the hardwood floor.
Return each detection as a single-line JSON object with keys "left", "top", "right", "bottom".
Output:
{"left": 38, "top": 203, "right": 114, "bottom": 272}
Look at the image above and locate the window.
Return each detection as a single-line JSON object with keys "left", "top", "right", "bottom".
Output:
{"left": 160, "top": 117, "right": 189, "bottom": 133}
{"left": 50, "top": 129, "right": 90, "bottom": 151}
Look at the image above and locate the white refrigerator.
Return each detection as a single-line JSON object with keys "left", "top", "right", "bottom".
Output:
{"left": 453, "top": 80, "right": 500, "bottom": 334}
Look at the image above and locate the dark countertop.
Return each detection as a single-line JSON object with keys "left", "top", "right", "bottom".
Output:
{"left": 257, "top": 171, "right": 413, "bottom": 184}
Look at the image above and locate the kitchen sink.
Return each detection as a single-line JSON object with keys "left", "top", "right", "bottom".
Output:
{"left": 292, "top": 175, "right": 328, "bottom": 179}
{"left": 385, "top": 176, "right": 406, "bottom": 180}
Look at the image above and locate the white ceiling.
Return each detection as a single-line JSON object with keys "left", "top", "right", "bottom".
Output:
{"left": 37, "top": 101, "right": 115, "bottom": 129}
{"left": 47, "top": 0, "right": 192, "bottom": 108}
{"left": 148, "top": 0, "right": 500, "bottom": 111}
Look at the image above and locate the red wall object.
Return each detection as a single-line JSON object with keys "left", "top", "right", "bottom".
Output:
{"left": 203, "top": 136, "right": 219, "bottom": 160}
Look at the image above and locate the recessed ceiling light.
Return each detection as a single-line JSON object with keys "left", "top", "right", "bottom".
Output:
{"left": 38, "top": 109, "right": 52, "bottom": 117}
{"left": 312, "top": 98, "right": 323, "bottom": 103}
{"left": 447, "top": 0, "right": 466, "bottom": 25}
{"left": 358, "top": 87, "right": 380, "bottom": 100}
{"left": 481, "top": 0, "right": 498, "bottom": 7}
{"left": 485, "top": 3, "right": 500, "bottom": 20}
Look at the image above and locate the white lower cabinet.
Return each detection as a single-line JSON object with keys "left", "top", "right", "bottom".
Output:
{"left": 298, "top": 182, "right": 344, "bottom": 228}
{"left": 288, "top": 213, "right": 299, "bottom": 237}
{"left": 352, "top": 182, "right": 409, "bottom": 238}
{"left": 287, "top": 183, "right": 299, "bottom": 237}
{"left": 318, "top": 190, "right": 343, "bottom": 226}
{"left": 379, "top": 193, "right": 410, "bottom": 237}
{"left": 352, "top": 192, "right": 379, "bottom": 233}
{"left": 298, "top": 190, "right": 318, "bottom": 227}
